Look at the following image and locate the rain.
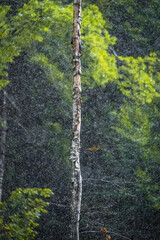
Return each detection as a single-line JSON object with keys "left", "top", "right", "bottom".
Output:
{"left": 0, "top": 0, "right": 160, "bottom": 240}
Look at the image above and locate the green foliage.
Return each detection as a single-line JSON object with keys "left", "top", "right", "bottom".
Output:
{"left": 0, "top": 0, "right": 69, "bottom": 90}
{"left": 1, "top": 0, "right": 119, "bottom": 91}
{"left": 115, "top": 103, "right": 150, "bottom": 145}
{"left": 137, "top": 168, "right": 160, "bottom": 210}
{"left": 0, "top": 188, "right": 52, "bottom": 240}
{"left": 82, "top": 5, "right": 118, "bottom": 87}
{"left": 114, "top": 48, "right": 160, "bottom": 212}
{"left": 29, "top": 3, "right": 118, "bottom": 92}
{"left": 1, "top": 0, "right": 160, "bottom": 239}
{"left": 115, "top": 99, "right": 160, "bottom": 211}
{"left": 117, "top": 53, "right": 160, "bottom": 104}
{"left": 86, "top": 0, "right": 160, "bottom": 56}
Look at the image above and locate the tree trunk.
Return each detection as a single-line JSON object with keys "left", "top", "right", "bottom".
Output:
{"left": 0, "top": 90, "right": 7, "bottom": 201}
{"left": 70, "top": 0, "right": 82, "bottom": 239}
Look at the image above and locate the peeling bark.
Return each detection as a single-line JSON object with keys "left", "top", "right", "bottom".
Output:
{"left": 0, "top": 90, "right": 7, "bottom": 201}
{"left": 70, "top": 0, "right": 82, "bottom": 239}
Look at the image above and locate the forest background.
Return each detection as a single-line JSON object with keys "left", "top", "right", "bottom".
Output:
{"left": 0, "top": 0, "right": 160, "bottom": 239}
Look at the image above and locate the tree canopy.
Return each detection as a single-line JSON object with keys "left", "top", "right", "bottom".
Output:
{"left": 0, "top": 0, "right": 159, "bottom": 239}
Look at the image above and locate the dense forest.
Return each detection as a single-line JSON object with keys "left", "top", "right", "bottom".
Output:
{"left": 0, "top": 0, "right": 160, "bottom": 239}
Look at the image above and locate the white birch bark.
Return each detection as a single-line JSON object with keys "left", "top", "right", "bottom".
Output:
{"left": 70, "top": 0, "right": 82, "bottom": 239}
{"left": 0, "top": 90, "right": 7, "bottom": 201}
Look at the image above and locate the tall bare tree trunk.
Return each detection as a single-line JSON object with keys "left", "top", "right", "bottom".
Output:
{"left": 0, "top": 90, "right": 7, "bottom": 201}
{"left": 70, "top": 0, "right": 82, "bottom": 239}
